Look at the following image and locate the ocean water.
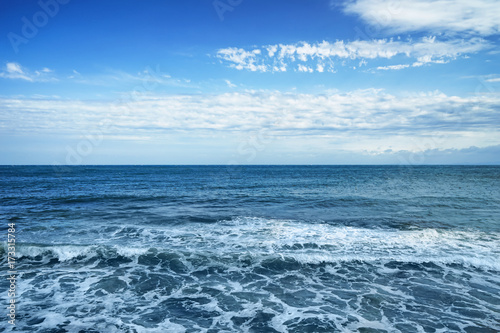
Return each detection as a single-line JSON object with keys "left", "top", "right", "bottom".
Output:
{"left": 1, "top": 165, "right": 499, "bottom": 332}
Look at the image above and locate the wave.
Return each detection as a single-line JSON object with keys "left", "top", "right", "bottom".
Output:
{"left": 0, "top": 243, "right": 149, "bottom": 262}
{"left": 3, "top": 217, "right": 499, "bottom": 271}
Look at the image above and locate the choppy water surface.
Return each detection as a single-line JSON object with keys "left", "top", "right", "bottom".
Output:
{"left": 1, "top": 166, "right": 499, "bottom": 332}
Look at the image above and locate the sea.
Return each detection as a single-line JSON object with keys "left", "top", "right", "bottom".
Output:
{"left": 0, "top": 165, "right": 499, "bottom": 332}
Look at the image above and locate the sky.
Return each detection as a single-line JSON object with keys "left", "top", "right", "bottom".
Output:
{"left": 0, "top": 0, "right": 499, "bottom": 165}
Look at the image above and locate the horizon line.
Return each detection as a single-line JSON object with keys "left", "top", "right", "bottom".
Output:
{"left": 2, "top": 164, "right": 499, "bottom": 167}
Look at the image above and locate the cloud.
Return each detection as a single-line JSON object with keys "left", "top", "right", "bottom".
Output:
{"left": 362, "top": 145, "right": 500, "bottom": 164}
{"left": 377, "top": 64, "right": 410, "bottom": 70}
{"left": 225, "top": 79, "right": 236, "bottom": 88}
{"left": 376, "top": 58, "right": 450, "bottom": 70}
{"left": 1, "top": 89, "right": 499, "bottom": 156}
{"left": 297, "top": 64, "right": 314, "bottom": 72}
{"left": 0, "top": 62, "right": 56, "bottom": 82}
{"left": 217, "top": 37, "right": 489, "bottom": 72}
{"left": 216, "top": 48, "right": 268, "bottom": 72}
{"left": 342, "top": 0, "right": 500, "bottom": 36}
{"left": 67, "top": 67, "right": 194, "bottom": 89}
{"left": 6, "top": 62, "right": 22, "bottom": 74}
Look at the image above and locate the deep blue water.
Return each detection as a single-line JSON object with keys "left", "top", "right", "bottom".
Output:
{"left": 1, "top": 166, "right": 499, "bottom": 332}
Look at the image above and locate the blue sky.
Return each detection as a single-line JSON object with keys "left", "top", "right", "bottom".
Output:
{"left": 1, "top": 0, "right": 499, "bottom": 165}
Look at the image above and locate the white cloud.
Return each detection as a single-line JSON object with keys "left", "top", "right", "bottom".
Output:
{"left": 1, "top": 90, "right": 499, "bottom": 154}
{"left": 216, "top": 47, "right": 268, "bottom": 72}
{"left": 217, "top": 37, "right": 489, "bottom": 72}
{"left": 6, "top": 62, "right": 23, "bottom": 74}
{"left": 0, "top": 62, "right": 56, "bottom": 82}
{"left": 342, "top": 0, "right": 500, "bottom": 36}
{"left": 376, "top": 58, "right": 450, "bottom": 70}
{"left": 377, "top": 64, "right": 410, "bottom": 70}
{"left": 267, "top": 45, "right": 278, "bottom": 57}
{"left": 297, "top": 64, "right": 314, "bottom": 72}
{"left": 225, "top": 79, "right": 236, "bottom": 88}
{"left": 68, "top": 69, "right": 81, "bottom": 79}
{"left": 69, "top": 67, "right": 194, "bottom": 88}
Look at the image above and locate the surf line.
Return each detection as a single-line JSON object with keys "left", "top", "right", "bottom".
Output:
{"left": 6, "top": 222, "right": 17, "bottom": 326}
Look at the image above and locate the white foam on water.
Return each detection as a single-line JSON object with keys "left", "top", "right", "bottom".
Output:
{"left": 38, "top": 312, "right": 67, "bottom": 329}
{"left": 24, "top": 216, "right": 496, "bottom": 271}
{"left": 114, "top": 245, "right": 149, "bottom": 257}
{"left": 8, "top": 243, "right": 153, "bottom": 264}
{"left": 12, "top": 243, "right": 99, "bottom": 262}
{"left": 105, "top": 216, "right": 499, "bottom": 270}
{"left": 50, "top": 245, "right": 98, "bottom": 262}
{"left": 21, "top": 216, "right": 497, "bottom": 270}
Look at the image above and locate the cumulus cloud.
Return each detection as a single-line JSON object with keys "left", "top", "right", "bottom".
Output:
{"left": 217, "top": 37, "right": 489, "bottom": 72}
{"left": 0, "top": 62, "right": 56, "bottom": 82}
{"left": 297, "top": 64, "right": 314, "bottom": 72}
{"left": 342, "top": 0, "right": 500, "bottom": 36}
{"left": 216, "top": 48, "right": 268, "bottom": 72}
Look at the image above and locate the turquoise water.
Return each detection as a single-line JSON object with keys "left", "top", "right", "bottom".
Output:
{"left": 1, "top": 166, "right": 499, "bottom": 332}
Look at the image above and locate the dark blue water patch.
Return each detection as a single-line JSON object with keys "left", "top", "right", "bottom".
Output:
{"left": 1, "top": 165, "right": 499, "bottom": 232}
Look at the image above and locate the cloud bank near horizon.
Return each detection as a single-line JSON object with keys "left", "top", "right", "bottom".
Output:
{"left": 2, "top": 89, "right": 498, "bottom": 156}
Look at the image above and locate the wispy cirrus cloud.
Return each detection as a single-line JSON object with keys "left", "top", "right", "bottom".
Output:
{"left": 486, "top": 76, "right": 500, "bottom": 83}
{"left": 0, "top": 62, "right": 56, "bottom": 82}
{"left": 0, "top": 62, "right": 194, "bottom": 90}
{"left": 341, "top": 0, "right": 500, "bottom": 36}
{"left": 67, "top": 67, "right": 193, "bottom": 88}
{"left": 217, "top": 37, "right": 489, "bottom": 73}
